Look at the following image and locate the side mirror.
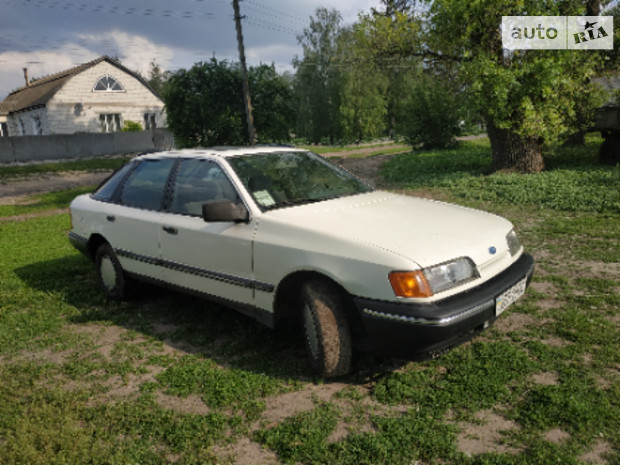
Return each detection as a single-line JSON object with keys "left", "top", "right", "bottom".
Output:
{"left": 202, "top": 200, "right": 249, "bottom": 223}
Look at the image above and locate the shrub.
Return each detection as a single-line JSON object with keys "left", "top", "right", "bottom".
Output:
{"left": 122, "top": 121, "right": 143, "bottom": 132}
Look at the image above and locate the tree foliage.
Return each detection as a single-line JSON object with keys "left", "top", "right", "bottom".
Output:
{"left": 428, "top": 0, "right": 610, "bottom": 172}
{"left": 248, "top": 65, "right": 297, "bottom": 143}
{"left": 396, "top": 72, "right": 462, "bottom": 149}
{"left": 163, "top": 59, "right": 295, "bottom": 147}
{"left": 338, "top": 23, "right": 389, "bottom": 142}
{"left": 294, "top": 8, "right": 344, "bottom": 144}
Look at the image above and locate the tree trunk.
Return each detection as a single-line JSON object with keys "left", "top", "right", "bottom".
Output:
{"left": 486, "top": 120, "right": 545, "bottom": 173}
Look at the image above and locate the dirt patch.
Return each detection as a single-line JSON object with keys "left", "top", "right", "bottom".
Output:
{"left": 260, "top": 382, "right": 347, "bottom": 427}
{"left": 155, "top": 392, "right": 211, "bottom": 415}
{"left": 335, "top": 153, "right": 395, "bottom": 187}
{"left": 540, "top": 337, "right": 572, "bottom": 348}
{"left": 579, "top": 440, "right": 612, "bottom": 464}
{"left": 456, "top": 410, "right": 521, "bottom": 456}
{"left": 213, "top": 437, "right": 279, "bottom": 465}
{"left": 545, "top": 428, "right": 570, "bottom": 444}
{"left": 493, "top": 312, "right": 536, "bottom": 334}
{"left": 531, "top": 371, "right": 559, "bottom": 386}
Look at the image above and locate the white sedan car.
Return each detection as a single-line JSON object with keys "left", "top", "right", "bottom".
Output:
{"left": 69, "top": 147, "right": 534, "bottom": 377}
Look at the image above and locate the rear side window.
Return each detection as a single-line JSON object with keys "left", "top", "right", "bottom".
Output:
{"left": 120, "top": 159, "right": 176, "bottom": 211}
{"left": 92, "top": 161, "right": 136, "bottom": 201}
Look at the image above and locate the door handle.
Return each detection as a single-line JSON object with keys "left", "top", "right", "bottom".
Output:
{"left": 162, "top": 226, "right": 178, "bottom": 235}
{"left": 106, "top": 215, "right": 116, "bottom": 222}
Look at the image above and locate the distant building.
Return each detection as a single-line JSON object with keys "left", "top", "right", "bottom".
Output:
{"left": 0, "top": 56, "right": 166, "bottom": 136}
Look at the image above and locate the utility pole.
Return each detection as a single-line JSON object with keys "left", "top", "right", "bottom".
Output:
{"left": 232, "top": 0, "right": 257, "bottom": 145}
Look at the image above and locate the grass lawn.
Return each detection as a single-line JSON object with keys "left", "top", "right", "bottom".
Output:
{"left": 0, "top": 136, "right": 618, "bottom": 464}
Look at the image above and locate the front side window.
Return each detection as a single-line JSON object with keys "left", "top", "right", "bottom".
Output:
{"left": 100, "top": 114, "right": 121, "bottom": 133}
{"left": 170, "top": 159, "right": 240, "bottom": 216}
{"left": 228, "top": 151, "right": 372, "bottom": 211}
{"left": 120, "top": 159, "right": 176, "bottom": 211}
{"left": 94, "top": 75, "right": 124, "bottom": 92}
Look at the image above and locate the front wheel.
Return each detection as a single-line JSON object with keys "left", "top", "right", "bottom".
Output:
{"left": 301, "top": 279, "right": 352, "bottom": 378}
{"left": 95, "top": 243, "right": 130, "bottom": 300}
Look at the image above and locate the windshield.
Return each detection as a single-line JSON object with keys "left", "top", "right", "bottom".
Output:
{"left": 228, "top": 151, "right": 372, "bottom": 211}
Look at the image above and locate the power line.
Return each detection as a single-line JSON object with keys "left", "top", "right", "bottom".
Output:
{"left": 7, "top": 0, "right": 217, "bottom": 20}
{"left": 243, "top": 16, "right": 301, "bottom": 36}
{"left": 243, "top": 0, "right": 307, "bottom": 27}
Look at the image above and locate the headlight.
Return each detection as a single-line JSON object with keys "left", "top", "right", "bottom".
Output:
{"left": 389, "top": 257, "right": 479, "bottom": 298}
{"left": 506, "top": 229, "right": 522, "bottom": 256}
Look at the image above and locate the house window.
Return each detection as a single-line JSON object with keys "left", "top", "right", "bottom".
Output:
{"left": 93, "top": 75, "right": 125, "bottom": 92}
{"left": 31, "top": 115, "right": 43, "bottom": 135}
{"left": 0, "top": 122, "right": 7, "bottom": 137}
{"left": 100, "top": 114, "right": 121, "bottom": 132}
{"left": 144, "top": 113, "right": 157, "bottom": 130}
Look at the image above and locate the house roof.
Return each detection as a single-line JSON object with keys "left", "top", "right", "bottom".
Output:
{"left": 0, "top": 101, "right": 11, "bottom": 117}
{"left": 0, "top": 56, "right": 161, "bottom": 115}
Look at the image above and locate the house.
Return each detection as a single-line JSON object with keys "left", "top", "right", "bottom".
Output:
{"left": 0, "top": 56, "right": 166, "bottom": 137}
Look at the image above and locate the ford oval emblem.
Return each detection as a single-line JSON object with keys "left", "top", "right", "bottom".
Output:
{"left": 489, "top": 246, "right": 497, "bottom": 255}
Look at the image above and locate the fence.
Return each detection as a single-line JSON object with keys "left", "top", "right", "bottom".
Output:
{"left": 0, "top": 129, "right": 176, "bottom": 164}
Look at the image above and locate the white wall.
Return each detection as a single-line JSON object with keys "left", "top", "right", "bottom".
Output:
{"left": 38, "top": 61, "right": 166, "bottom": 135}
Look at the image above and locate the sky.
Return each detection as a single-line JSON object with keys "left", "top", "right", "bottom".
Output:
{"left": 0, "top": 0, "right": 383, "bottom": 99}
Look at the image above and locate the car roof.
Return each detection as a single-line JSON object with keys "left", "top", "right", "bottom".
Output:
{"left": 137, "top": 146, "right": 308, "bottom": 161}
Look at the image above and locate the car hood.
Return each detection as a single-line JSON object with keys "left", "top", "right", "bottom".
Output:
{"left": 262, "top": 191, "right": 515, "bottom": 269}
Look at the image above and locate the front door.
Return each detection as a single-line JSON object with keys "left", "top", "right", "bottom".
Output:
{"left": 159, "top": 158, "right": 255, "bottom": 306}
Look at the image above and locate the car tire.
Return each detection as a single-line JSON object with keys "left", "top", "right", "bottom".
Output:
{"left": 301, "top": 279, "right": 352, "bottom": 378}
{"left": 95, "top": 243, "right": 129, "bottom": 300}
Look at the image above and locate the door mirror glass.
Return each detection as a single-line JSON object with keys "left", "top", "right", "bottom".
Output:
{"left": 202, "top": 201, "right": 249, "bottom": 223}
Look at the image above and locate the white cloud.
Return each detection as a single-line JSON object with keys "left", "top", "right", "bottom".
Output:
{"left": 76, "top": 30, "right": 174, "bottom": 76}
{"left": 0, "top": 31, "right": 174, "bottom": 99}
{"left": 0, "top": 49, "right": 94, "bottom": 98}
{"left": 246, "top": 43, "right": 299, "bottom": 65}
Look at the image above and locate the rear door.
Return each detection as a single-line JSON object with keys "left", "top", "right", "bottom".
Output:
{"left": 102, "top": 158, "right": 176, "bottom": 281}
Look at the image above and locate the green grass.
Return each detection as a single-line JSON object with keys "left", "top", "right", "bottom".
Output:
{"left": 381, "top": 134, "right": 620, "bottom": 214}
{"left": 299, "top": 141, "right": 410, "bottom": 155}
{"left": 0, "top": 139, "right": 618, "bottom": 464}
{"left": 0, "top": 156, "right": 130, "bottom": 179}
{"left": 0, "top": 186, "right": 95, "bottom": 218}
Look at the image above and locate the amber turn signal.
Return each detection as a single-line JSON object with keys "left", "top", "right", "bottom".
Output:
{"left": 389, "top": 271, "right": 434, "bottom": 298}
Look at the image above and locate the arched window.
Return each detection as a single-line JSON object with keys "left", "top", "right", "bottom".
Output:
{"left": 93, "top": 75, "right": 124, "bottom": 92}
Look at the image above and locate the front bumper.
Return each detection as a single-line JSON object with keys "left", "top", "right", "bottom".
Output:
{"left": 354, "top": 253, "right": 535, "bottom": 360}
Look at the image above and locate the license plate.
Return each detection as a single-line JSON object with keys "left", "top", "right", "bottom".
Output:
{"left": 496, "top": 278, "right": 527, "bottom": 316}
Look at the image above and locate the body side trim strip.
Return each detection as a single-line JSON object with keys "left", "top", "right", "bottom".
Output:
{"left": 115, "top": 248, "right": 275, "bottom": 293}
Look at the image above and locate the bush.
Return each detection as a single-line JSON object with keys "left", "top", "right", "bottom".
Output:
{"left": 396, "top": 75, "right": 461, "bottom": 149}
{"left": 122, "top": 121, "right": 143, "bottom": 132}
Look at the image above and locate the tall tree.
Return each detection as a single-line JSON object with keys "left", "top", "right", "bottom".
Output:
{"left": 429, "top": 0, "right": 609, "bottom": 173}
{"left": 294, "top": 7, "right": 344, "bottom": 144}
{"left": 337, "top": 24, "right": 389, "bottom": 142}
{"left": 352, "top": 10, "right": 425, "bottom": 139}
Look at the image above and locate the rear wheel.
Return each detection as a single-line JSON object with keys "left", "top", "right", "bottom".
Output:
{"left": 301, "top": 279, "right": 352, "bottom": 377}
{"left": 95, "top": 243, "right": 129, "bottom": 300}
